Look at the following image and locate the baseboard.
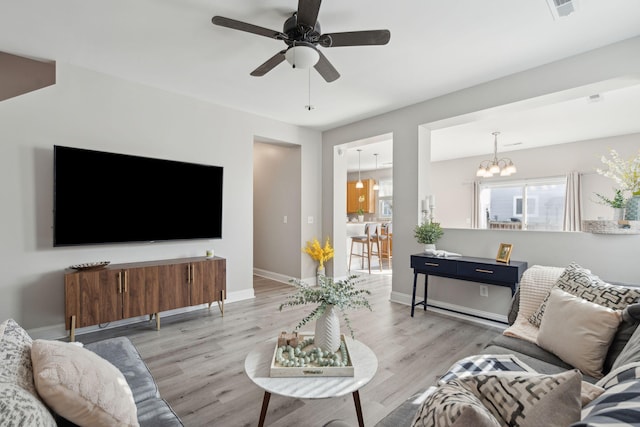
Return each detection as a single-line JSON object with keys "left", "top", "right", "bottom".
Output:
{"left": 390, "top": 291, "right": 506, "bottom": 330}
{"left": 28, "top": 288, "right": 256, "bottom": 341}
{"left": 253, "top": 268, "right": 317, "bottom": 285}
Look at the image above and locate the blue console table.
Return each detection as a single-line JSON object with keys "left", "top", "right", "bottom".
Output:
{"left": 410, "top": 254, "right": 528, "bottom": 318}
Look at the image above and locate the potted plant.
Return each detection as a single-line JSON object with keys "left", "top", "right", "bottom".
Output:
{"left": 597, "top": 149, "right": 640, "bottom": 220}
{"left": 279, "top": 274, "right": 372, "bottom": 352}
{"left": 594, "top": 189, "right": 626, "bottom": 221}
{"left": 414, "top": 221, "right": 444, "bottom": 251}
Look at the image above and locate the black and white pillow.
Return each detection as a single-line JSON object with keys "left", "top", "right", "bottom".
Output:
{"left": 528, "top": 263, "right": 640, "bottom": 327}
{"left": 572, "top": 364, "right": 640, "bottom": 426}
{"left": 413, "top": 370, "right": 582, "bottom": 427}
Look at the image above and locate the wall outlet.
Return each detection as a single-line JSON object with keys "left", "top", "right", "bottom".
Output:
{"left": 283, "top": 215, "right": 287, "bottom": 224}
{"left": 479, "top": 285, "right": 489, "bottom": 297}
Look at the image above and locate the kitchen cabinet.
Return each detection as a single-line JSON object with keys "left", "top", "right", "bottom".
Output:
{"left": 347, "top": 179, "right": 376, "bottom": 214}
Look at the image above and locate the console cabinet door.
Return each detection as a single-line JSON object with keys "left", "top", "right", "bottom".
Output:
{"left": 190, "top": 259, "right": 225, "bottom": 305}
{"left": 123, "top": 266, "right": 159, "bottom": 318}
{"left": 157, "top": 263, "right": 190, "bottom": 311}
{"left": 64, "top": 269, "right": 121, "bottom": 329}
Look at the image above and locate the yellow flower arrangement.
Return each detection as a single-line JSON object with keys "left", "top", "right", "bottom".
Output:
{"left": 302, "top": 237, "right": 335, "bottom": 269}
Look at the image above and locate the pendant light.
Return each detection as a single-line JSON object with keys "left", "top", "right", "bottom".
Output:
{"left": 372, "top": 153, "right": 380, "bottom": 191}
{"left": 356, "top": 149, "right": 364, "bottom": 189}
{"left": 476, "top": 132, "right": 517, "bottom": 178}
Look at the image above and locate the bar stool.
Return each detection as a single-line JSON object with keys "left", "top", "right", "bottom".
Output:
{"left": 378, "top": 223, "right": 392, "bottom": 269}
{"left": 348, "top": 223, "right": 382, "bottom": 274}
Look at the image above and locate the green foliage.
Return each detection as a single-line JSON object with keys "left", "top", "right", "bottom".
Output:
{"left": 279, "top": 274, "right": 372, "bottom": 338}
{"left": 594, "top": 189, "right": 626, "bottom": 208}
{"left": 414, "top": 221, "right": 444, "bottom": 244}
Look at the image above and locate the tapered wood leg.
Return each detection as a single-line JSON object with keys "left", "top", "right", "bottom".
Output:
{"left": 155, "top": 313, "right": 160, "bottom": 330}
{"left": 258, "top": 391, "right": 271, "bottom": 427}
{"left": 70, "top": 315, "right": 76, "bottom": 342}
{"left": 353, "top": 390, "right": 364, "bottom": 427}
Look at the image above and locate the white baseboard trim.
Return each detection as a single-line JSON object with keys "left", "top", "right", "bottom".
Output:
{"left": 390, "top": 291, "right": 506, "bottom": 330}
{"left": 253, "top": 268, "right": 320, "bottom": 285}
{"left": 28, "top": 288, "right": 256, "bottom": 341}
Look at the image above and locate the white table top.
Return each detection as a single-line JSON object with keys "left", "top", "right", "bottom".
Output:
{"left": 244, "top": 337, "right": 378, "bottom": 399}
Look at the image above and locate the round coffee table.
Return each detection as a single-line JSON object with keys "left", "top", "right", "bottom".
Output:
{"left": 244, "top": 337, "right": 378, "bottom": 427}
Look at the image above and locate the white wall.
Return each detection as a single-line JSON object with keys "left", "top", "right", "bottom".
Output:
{"left": 323, "top": 36, "right": 640, "bottom": 322}
{"left": 432, "top": 133, "right": 640, "bottom": 229}
{"left": 0, "top": 62, "right": 322, "bottom": 336}
{"left": 253, "top": 142, "right": 302, "bottom": 279}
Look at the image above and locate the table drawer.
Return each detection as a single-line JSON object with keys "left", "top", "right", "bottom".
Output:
{"left": 411, "top": 257, "right": 457, "bottom": 274}
{"left": 457, "top": 262, "right": 518, "bottom": 284}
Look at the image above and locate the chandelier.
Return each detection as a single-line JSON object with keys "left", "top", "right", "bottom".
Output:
{"left": 476, "top": 132, "right": 517, "bottom": 178}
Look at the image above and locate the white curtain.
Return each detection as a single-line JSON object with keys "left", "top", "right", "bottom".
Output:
{"left": 563, "top": 171, "right": 582, "bottom": 231}
{"left": 471, "top": 180, "right": 481, "bottom": 229}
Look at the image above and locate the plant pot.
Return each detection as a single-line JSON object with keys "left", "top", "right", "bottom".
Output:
{"left": 424, "top": 244, "right": 436, "bottom": 252}
{"left": 613, "top": 207, "right": 625, "bottom": 221}
{"left": 358, "top": 215, "right": 364, "bottom": 222}
{"left": 625, "top": 195, "right": 640, "bottom": 221}
{"left": 314, "top": 304, "right": 341, "bottom": 353}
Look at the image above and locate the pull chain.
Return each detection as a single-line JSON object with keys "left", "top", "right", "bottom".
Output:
{"left": 305, "top": 68, "right": 314, "bottom": 111}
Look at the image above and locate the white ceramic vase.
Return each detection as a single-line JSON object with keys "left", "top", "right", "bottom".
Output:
{"left": 424, "top": 244, "right": 436, "bottom": 252}
{"left": 314, "top": 304, "right": 341, "bottom": 353}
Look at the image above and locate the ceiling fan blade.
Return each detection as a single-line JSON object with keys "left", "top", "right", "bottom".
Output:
{"left": 297, "top": 0, "right": 322, "bottom": 28}
{"left": 314, "top": 50, "right": 340, "bottom": 83}
{"left": 250, "top": 51, "right": 286, "bottom": 76}
{"left": 212, "top": 16, "right": 286, "bottom": 40}
{"left": 319, "top": 30, "right": 390, "bottom": 47}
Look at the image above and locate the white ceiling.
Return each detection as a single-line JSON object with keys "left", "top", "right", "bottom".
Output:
{"left": 2, "top": 0, "right": 640, "bottom": 169}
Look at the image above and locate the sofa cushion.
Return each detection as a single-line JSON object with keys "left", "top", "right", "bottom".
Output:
{"left": 413, "top": 370, "right": 582, "bottom": 427}
{"left": 137, "top": 397, "right": 184, "bottom": 427}
{"left": 528, "top": 263, "right": 640, "bottom": 327}
{"left": 31, "top": 339, "right": 139, "bottom": 427}
{"left": 612, "top": 319, "right": 640, "bottom": 371}
{"left": 0, "top": 319, "right": 56, "bottom": 426}
{"left": 537, "top": 288, "right": 622, "bottom": 379}
{"left": 84, "top": 336, "right": 160, "bottom": 405}
{"left": 604, "top": 303, "right": 640, "bottom": 373}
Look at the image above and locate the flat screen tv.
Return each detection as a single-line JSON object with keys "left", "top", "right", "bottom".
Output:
{"left": 53, "top": 145, "right": 223, "bottom": 246}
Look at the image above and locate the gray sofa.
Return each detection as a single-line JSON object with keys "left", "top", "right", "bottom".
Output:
{"left": 376, "top": 265, "right": 640, "bottom": 426}
{"left": 0, "top": 318, "right": 182, "bottom": 426}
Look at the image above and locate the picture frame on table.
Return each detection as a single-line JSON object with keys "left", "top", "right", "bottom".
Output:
{"left": 496, "top": 243, "right": 513, "bottom": 263}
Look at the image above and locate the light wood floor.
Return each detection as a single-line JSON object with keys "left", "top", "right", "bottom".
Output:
{"left": 77, "top": 274, "right": 500, "bottom": 426}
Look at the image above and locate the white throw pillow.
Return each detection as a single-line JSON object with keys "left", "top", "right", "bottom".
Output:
{"left": 31, "top": 339, "right": 139, "bottom": 427}
{"left": 537, "top": 288, "right": 622, "bottom": 378}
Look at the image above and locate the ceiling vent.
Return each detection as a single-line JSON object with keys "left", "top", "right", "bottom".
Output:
{"left": 546, "top": 0, "right": 579, "bottom": 20}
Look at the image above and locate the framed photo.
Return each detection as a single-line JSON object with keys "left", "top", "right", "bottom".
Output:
{"left": 496, "top": 243, "right": 513, "bottom": 263}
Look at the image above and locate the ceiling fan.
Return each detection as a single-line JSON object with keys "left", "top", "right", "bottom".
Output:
{"left": 211, "top": 0, "right": 390, "bottom": 83}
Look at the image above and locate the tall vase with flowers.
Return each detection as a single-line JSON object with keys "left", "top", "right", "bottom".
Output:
{"left": 597, "top": 149, "right": 640, "bottom": 220}
{"left": 302, "top": 237, "right": 334, "bottom": 278}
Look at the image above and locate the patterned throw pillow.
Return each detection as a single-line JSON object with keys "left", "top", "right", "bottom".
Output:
{"left": 411, "top": 379, "right": 501, "bottom": 427}
{"left": 413, "top": 370, "right": 582, "bottom": 427}
{"left": 0, "top": 319, "right": 56, "bottom": 427}
{"left": 528, "top": 263, "right": 640, "bottom": 327}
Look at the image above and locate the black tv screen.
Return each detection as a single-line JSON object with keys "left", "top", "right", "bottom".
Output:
{"left": 53, "top": 145, "right": 223, "bottom": 246}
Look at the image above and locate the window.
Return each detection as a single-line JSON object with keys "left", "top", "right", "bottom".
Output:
{"left": 479, "top": 177, "right": 566, "bottom": 231}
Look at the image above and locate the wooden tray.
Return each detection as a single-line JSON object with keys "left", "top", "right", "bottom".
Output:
{"left": 269, "top": 334, "right": 354, "bottom": 377}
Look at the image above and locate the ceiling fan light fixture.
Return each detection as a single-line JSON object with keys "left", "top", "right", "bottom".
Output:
{"left": 285, "top": 45, "right": 319, "bottom": 69}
